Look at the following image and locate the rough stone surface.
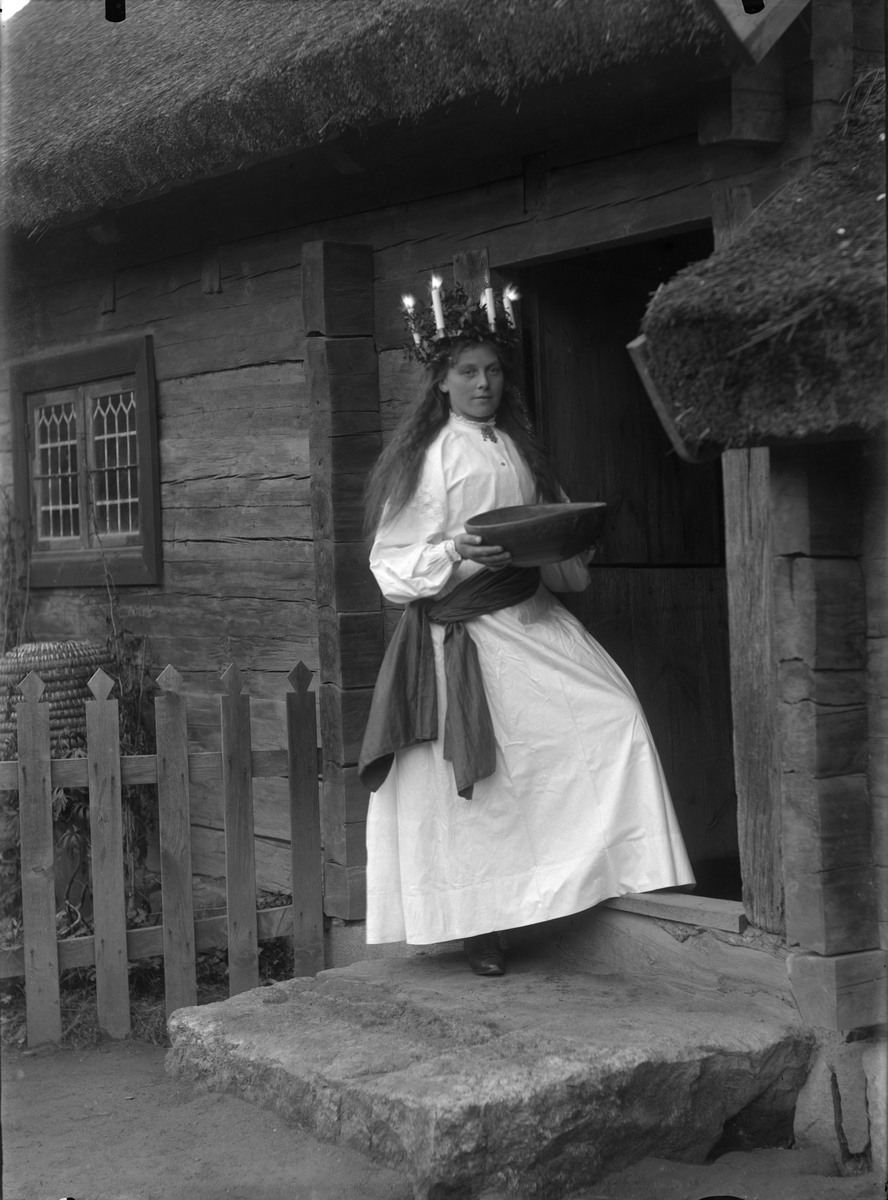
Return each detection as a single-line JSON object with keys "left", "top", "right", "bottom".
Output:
{"left": 167, "top": 943, "right": 814, "bottom": 1199}
{"left": 862, "top": 1041, "right": 887, "bottom": 1186}
{"left": 795, "top": 1034, "right": 883, "bottom": 1173}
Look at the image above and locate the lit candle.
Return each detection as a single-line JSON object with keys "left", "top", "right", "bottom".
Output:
{"left": 484, "top": 286, "right": 496, "bottom": 330}
{"left": 430, "top": 274, "right": 446, "bottom": 335}
{"left": 402, "top": 294, "right": 421, "bottom": 345}
{"left": 503, "top": 284, "right": 519, "bottom": 328}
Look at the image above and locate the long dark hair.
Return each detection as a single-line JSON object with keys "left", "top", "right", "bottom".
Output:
{"left": 364, "top": 341, "right": 563, "bottom": 536}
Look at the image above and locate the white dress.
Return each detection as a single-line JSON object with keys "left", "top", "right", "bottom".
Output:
{"left": 366, "top": 413, "right": 694, "bottom": 945}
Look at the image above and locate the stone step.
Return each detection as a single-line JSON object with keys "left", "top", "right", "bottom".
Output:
{"left": 166, "top": 942, "right": 812, "bottom": 1199}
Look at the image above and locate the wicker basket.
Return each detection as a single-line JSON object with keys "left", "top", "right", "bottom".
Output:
{"left": 0, "top": 641, "right": 116, "bottom": 745}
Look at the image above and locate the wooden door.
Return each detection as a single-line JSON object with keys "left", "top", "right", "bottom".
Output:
{"left": 520, "top": 251, "right": 739, "bottom": 893}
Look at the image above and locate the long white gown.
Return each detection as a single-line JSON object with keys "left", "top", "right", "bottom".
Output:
{"left": 366, "top": 412, "right": 694, "bottom": 945}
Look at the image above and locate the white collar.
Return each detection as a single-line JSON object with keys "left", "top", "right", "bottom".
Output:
{"left": 449, "top": 410, "right": 497, "bottom": 430}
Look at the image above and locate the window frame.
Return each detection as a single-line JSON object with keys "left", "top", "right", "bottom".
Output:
{"left": 10, "top": 337, "right": 162, "bottom": 587}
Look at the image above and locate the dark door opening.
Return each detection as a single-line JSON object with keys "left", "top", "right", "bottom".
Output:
{"left": 515, "top": 231, "right": 741, "bottom": 901}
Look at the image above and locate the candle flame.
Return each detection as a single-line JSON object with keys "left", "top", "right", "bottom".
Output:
{"left": 402, "top": 294, "right": 416, "bottom": 310}
{"left": 430, "top": 274, "right": 443, "bottom": 290}
{"left": 504, "top": 284, "right": 520, "bottom": 302}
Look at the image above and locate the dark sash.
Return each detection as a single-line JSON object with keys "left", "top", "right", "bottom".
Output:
{"left": 358, "top": 565, "right": 540, "bottom": 799}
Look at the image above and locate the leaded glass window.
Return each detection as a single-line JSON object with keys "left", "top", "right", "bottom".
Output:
{"left": 28, "top": 376, "right": 140, "bottom": 551}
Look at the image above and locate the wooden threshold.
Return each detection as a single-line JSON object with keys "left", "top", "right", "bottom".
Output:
{"left": 602, "top": 891, "right": 748, "bottom": 934}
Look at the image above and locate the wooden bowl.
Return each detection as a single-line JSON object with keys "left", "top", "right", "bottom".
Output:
{"left": 465, "top": 502, "right": 607, "bottom": 567}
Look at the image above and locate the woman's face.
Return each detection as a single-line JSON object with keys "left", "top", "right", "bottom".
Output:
{"left": 439, "top": 342, "right": 504, "bottom": 422}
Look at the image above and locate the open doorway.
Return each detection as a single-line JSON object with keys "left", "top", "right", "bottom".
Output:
{"left": 515, "top": 230, "right": 740, "bottom": 901}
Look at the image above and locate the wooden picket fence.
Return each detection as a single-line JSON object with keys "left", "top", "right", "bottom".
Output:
{"left": 0, "top": 660, "right": 324, "bottom": 1048}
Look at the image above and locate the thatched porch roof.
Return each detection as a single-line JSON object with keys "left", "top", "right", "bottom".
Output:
{"left": 639, "top": 70, "right": 887, "bottom": 454}
{"left": 0, "top": 0, "right": 725, "bottom": 233}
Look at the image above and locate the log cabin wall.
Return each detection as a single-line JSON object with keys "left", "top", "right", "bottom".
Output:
{"left": 863, "top": 432, "right": 888, "bottom": 952}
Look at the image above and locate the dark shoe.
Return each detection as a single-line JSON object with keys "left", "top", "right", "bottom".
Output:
{"left": 464, "top": 932, "right": 506, "bottom": 976}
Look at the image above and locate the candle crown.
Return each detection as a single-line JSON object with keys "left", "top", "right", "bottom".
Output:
{"left": 400, "top": 279, "right": 521, "bottom": 367}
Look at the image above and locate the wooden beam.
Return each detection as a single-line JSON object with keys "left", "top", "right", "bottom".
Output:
{"left": 302, "top": 241, "right": 374, "bottom": 337}
{"left": 702, "top": 0, "right": 811, "bottom": 66}
{"left": 323, "top": 863, "right": 366, "bottom": 921}
{"left": 788, "top": 948, "right": 888, "bottom": 1029}
{"left": 699, "top": 44, "right": 786, "bottom": 146}
{"left": 723, "top": 448, "right": 784, "bottom": 934}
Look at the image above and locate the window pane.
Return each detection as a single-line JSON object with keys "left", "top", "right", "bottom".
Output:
{"left": 34, "top": 401, "right": 80, "bottom": 541}
{"left": 91, "top": 391, "right": 139, "bottom": 535}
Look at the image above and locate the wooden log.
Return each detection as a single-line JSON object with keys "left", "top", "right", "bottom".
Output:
{"left": 319, "top": 685, "right": 374, "bottom": 767}
{"left": 313, "top": 430, "right": 382, "bottom": 477}
{"left": 16, "top": 672, "right": 61, "bottom": 1046}
{"left": 315, "top": 539, "right": 380, "bottom": 611}
{"left": 85, "top": 669, "right": 131, "bottom": 1039}
{"left": 154, "top": 666, "right": 197, "bottom": 1017}
{"left": 698, "top": 44, "right": 786, "bottom": 146}
{"left": 310, "top": 471, "right": 368, "bottom": 542}
{"left": 0, "top": 905, "right": 296, "bottom": 981}
{"left": 302, "top": 242, "right": 374, "bottom": 337}
{"left": 810, "top": 0, "right": 855, "bottom": 139}
{"left": 323, "top": 817, "right": 368, "bottom": 869}
{"left": 788, "top": 947, "right": 887, "bottom": 1029}
{"left": 220, "top": 664, "right": 259, "bottom": 996}
{"left": 323, "top": 862, "right": 366, "bottom": 921}
{"left": 317, "top": 609, "right": 385, "bottom": 689}
{"left": 286, "top": 663, "right": 325, "bottom": 977}
{"left": 722, "top": 448, "right": 784, "bottom": 933}
{"left": 306, "top": 336, "right": 379, "bottom": 412}
{"left": 782, "top": 772, "right": 878, "bottom": 955}
{"left": 323, "top": 763, "right": 372, "bottom": 827}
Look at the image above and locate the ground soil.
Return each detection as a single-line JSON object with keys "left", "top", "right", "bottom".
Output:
{"left": 2, "top": 1039, "right": 883, "bottom": 1200}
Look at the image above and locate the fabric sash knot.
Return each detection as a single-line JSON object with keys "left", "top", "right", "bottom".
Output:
{"left": 358, "top": 565, "right": 540, "bottom": 799}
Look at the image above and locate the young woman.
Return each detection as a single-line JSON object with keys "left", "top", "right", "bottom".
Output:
{"left": 359, "top": 317, "right": 694, "bottom": 976}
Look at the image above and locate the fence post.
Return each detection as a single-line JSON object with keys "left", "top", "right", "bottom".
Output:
{"left": 86, "top": 668, "right": 131, "bottom": 1039}
{"left": 155, "top": 665, "right": 197, "bottom": 1016}
{"left": 16, "top": 671, "right": 62, "bottom": 1046}
{"left": 287, "top": 662, "right": 325, "bottom": 976}
{"left": 220, "top": 664, "right": 259, "bottom": 995}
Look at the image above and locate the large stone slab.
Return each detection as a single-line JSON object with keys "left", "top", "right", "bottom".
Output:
{"left": 167, "top": 946, "right": 812, "bottom": 1199}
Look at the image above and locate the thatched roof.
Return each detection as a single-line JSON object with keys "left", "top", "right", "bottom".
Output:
{"left": 639, "top": 70, "right": 887, "bottom": 455}
{"left": 0, "top": 0, "right": 725, "bottom": 233}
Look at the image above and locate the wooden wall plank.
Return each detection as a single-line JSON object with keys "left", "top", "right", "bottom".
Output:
{"left": 85, "top": 672, "right": 131, "bottom": 1039}
{"left": 789, "top": 947, "right": 887, "bottom": 1029}
{"left": 723, "top": 448, "right": 784, "bottom": 933}
{"left": 286, "top": 664, "right": 324, "bottom": 977}
{"left": 154, "top": 667, "right": 198, "bottom": 1016}
{"left": 220, "top": 666, "right": 259, "bottom": 995}
{"left": 188, "top": 826, "right": 292, "bottom": 894}
{"left": 323, "top": 863, "right": 366, "bottom": 921}
{"left": 302, "top": 242, "right": 374, "bottom": 336}
{"left": 15, "top": 676, "right": 62, "bottom": 1046}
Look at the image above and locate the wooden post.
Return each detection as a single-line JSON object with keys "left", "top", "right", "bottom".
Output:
{"left": 155, "top": 665, "right": 197, "bottom": 1016}
{"left": 287, "top": 662, "right": 324, "bottom": 976}
{"left": 304, "top": 239, "right": 382, "bottom": 921}
{"left": 86, "top": 668, "right": 131, "bottom": 1038}
{"left": 16, "top": 671, "right": 61, "bottom": 1047}
{"left": 220, "top": 664, "right": 259, "bottom": 995}
{"left": 723, "top": 449, "right": 784, "bottom": 934}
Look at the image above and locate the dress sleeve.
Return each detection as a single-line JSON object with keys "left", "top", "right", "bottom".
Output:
{"left": 369, "top": 447, "right": 457, "bottom": 604}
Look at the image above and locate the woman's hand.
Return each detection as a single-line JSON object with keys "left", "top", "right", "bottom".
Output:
{"left": 453, "top": 532, "right": 512, "bottom": 570}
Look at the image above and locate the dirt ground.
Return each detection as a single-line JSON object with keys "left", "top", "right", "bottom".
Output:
{"left": 1, "top": 1040, "right": 883, "bottom": 1200}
